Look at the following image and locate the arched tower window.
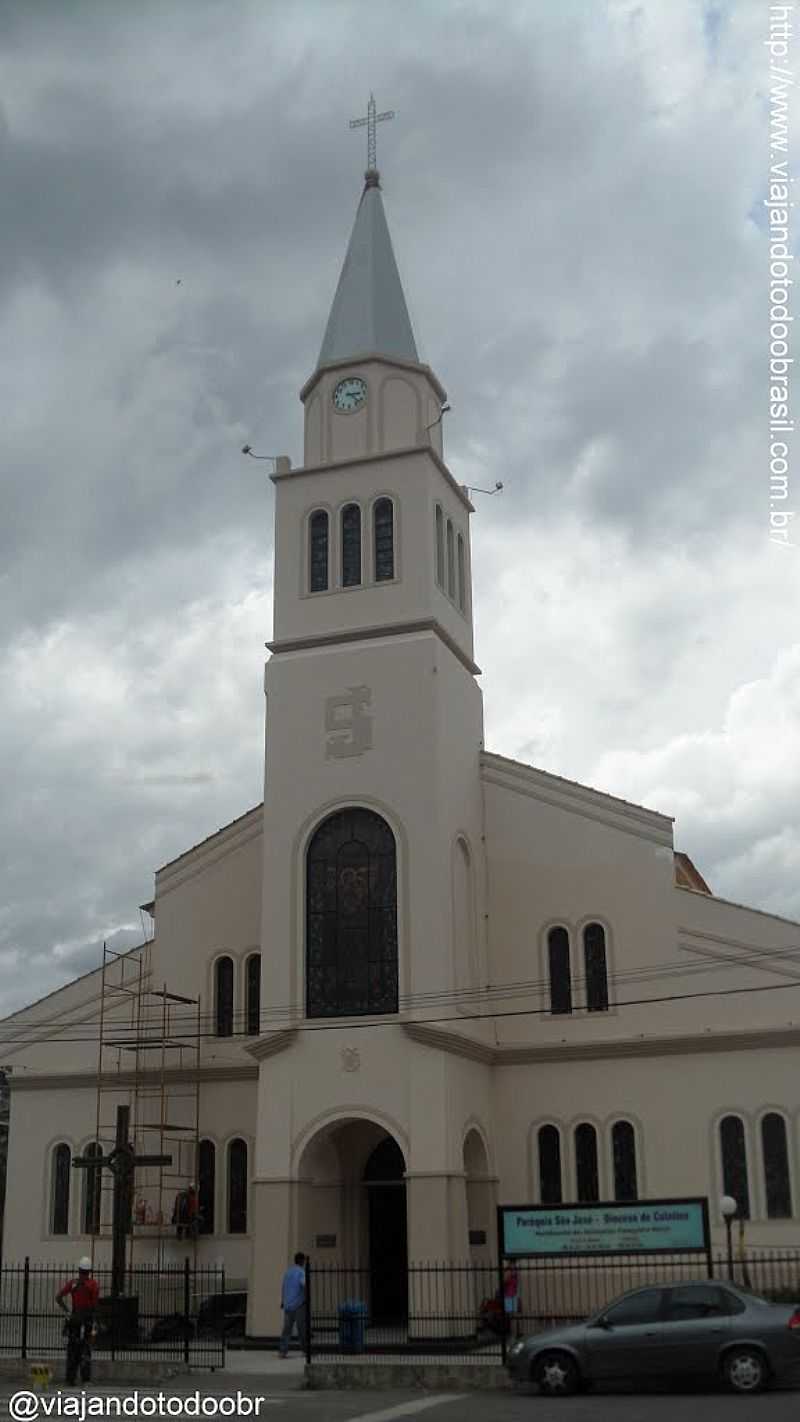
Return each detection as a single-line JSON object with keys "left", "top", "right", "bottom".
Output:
{"left": 341, "top": 503, "right": 362, "bottom": 587}
{"left": 446, "top": 519, "right": 455, "bottom": 598}
{"left": 612, "top": 1120, "right": 638, "bottom": 1201}
{"left": 456, "top": 533, "right": 466, "bottom": 611}
{"left": 227, "top": 1138, "right": 248, "bottom": 1234}
{"left": 548, "top": 926, "right": 572, "bottom": 1015}
{"left": 198, "top": 1139, "right": 215, "bottom": 1235}
{"left": 762, "top": 1113, "right": 792, "bottom": 1218}
{"left": 575, "top": 1123, "right": 599, "bottom": 1202}
{"left": 82, "top": 1141, "right": 102, "bottom": 1235}
{"left": 373, "top": 498, "right": 395, "bottom": 582}
{"left": 245, "top": 953, "right": 261, "bottom": 1036}
{"left": 435, "top": 506, "right": 444, "bottom": 587}
{"left": 584, "top": 922, "right": 609, "bottom": 1012}
{"left": 537, "top": 1125, "right": 562, "bottom": 1205}
{"left": 720, "top": 1115, "right": 750, "bottom": 1218}
{"left": 309, "top": 510, "right": 329, "bottom": 593}
{"left": 306, "top": 808, "right": 398, "bottom": 1018}
{"left": 52, "top": 1143, "right": 71, "bottom": 1235}
{"left": 214, "top": 956, "right": 234, "bottom": 1038}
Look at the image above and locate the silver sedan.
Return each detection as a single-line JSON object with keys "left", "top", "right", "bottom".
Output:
{"left": 506, "top": 1280, "right": 800, "bottom": 1396}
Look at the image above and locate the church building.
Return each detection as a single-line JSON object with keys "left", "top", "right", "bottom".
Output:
{"left": 2, "top": 158, "right": 799, "bottom": 1337}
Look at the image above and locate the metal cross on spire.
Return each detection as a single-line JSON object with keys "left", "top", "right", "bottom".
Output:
{"left": 349, "top": 92, "right": 395, "bottom": 172}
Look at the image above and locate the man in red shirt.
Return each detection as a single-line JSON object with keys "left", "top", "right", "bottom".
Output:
{"left": 56, "top": 1257, "right": 99, "bottom": 1385}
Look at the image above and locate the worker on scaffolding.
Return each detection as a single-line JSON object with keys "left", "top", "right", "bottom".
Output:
{"left": 173, "top": 1182, "right": 200, "bottom": 1239}
{"left": 56, "top": 1256, "right": 99, "bottom": 1385}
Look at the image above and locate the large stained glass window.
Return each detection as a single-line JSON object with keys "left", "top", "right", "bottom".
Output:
{"left": 306, "top": 809, "right": 398, "bottom": 1018}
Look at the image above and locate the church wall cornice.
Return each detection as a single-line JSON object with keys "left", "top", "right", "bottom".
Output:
{"left": 8, "top": 1063, "right": 258, "bottom": 1092}
{"left": 405, "top": 1020, "right": 800, "bottom": 1065}
{"left": 267, "top": 617, "right": 481, "bottom": 676}
{"left": 271, "top": 443, "right": 474, "bottom": 515}
{"left": 299, "top": 354, "right": 447, "bottom": 407}
{"left": 480, "top": 753, "right": 674, "bottom": 846}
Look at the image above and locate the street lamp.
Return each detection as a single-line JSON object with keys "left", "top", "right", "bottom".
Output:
{"left": 720, "top": 1195, "right": 737, "bottom": 1280}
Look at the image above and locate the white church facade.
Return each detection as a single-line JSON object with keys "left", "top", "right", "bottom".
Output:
{"left": 2, "top": 164, "right": 799, "bottom": 1337}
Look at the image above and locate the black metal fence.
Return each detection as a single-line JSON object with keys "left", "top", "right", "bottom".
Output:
{"left": 306, "top": 1251, "right": 800, "bottom": 1362}
{"left": 0, "top": 1261, "right": 226, "bottom": 1367}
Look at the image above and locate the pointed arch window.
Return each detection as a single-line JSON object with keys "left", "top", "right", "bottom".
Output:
{"left": 52, "top": 1143, "right": 71, "bottom": 1235}
{"left": 435, "top": 506, "right": 444, "bottom": 588}
{"left": 446, "top": 519, "right": 455, "bottom": 598}
{"left": 584, "top": 922, "right": 609, "bottom": 1012}
{"left": 612, "top": 1120, "right": 638, "bottom": 1201}
{"left": 227, "top": 1138, "right": 248, "bottom": 1234}
{"left": 373, "top": 498, "right": 395, "bottom": 582}
{"left": 306, "top": 808, "right": 398, "bottom": 1018}
{"left": 341, "top": 503, "right": 362, "bottom": 587}
{"left": 198, "top": 1139, "right": 215, "bottom": 1235}
{"left": 82, "top": 1141, "right": 102, "bottom": 1235}
{"left": 456, "top": 534, "right": 466, "bottom": 611}
{"left": 245, "top": 953, "right": 261, "bottom": 1036}
{"left": 538, "top": 1125, "right": 562, "bottom": 1205}
{"left": 720, "top": 1115, "right": 750, "bottom": 1219}
{"left": 214, "top": 956, "right": 234, "bottom": 1038}
{"left": 548, "top": 926, "right": 572, "bottom": 1015}
{"left": 762, "top": 1113, "right": 792, "bottom": 1218}
{"left": 309, "top": 510, "right": 329, "bottom": 593}
{"left": 575, "top": 1123, "right": 599, "bottom": 1202}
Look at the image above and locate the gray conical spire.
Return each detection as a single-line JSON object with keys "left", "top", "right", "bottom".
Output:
{"left": 317, "top": 170, "right": 418, "bottom": 369}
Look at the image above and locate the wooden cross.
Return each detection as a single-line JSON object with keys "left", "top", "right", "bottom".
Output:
{"left": 349, "top": 93, "right": 394, "bottom": 171}
{"left": 73, "top": 1104, "right": 171, "bottom": 1297}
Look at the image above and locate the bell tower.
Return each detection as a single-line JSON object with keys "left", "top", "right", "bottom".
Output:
{"left": 250, "top": 154, "right": 489, "bottom": 1331}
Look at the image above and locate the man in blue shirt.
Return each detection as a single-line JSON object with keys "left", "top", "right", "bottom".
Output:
{"left": 279, "top": 1252, "right": 307, "bottom": 1357}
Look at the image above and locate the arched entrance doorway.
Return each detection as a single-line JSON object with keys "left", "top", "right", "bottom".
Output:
{"left": 364, "top": 1136, "right": 408, "bottom": 1322}
{"left": 297, "top": 1118, "right": 408, "bottom": 1321}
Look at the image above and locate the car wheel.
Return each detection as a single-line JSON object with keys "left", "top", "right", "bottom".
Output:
{"left": 723, "top": 1346, "right": 768, "bottom": 1394}
{"left": 534, "top": 1350, "right": 580, "bottom": 1396}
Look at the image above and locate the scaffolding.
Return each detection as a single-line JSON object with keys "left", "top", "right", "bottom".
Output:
{"left": 88, "top": 942, "right": 202, "bottom": 1274}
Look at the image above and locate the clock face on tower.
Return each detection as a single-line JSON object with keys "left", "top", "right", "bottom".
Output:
{"left": 332, "top": 376, "right": 367, "bottom": 413}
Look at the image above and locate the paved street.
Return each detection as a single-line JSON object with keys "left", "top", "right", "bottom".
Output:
{"left": 0, "top": 1368, "right": 798, "bottom": 1422}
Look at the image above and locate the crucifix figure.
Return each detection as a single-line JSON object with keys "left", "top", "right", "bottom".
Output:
{"left": 349, "top": 92, "right": 395, "bottom": 172}
{"left": 73, "top": 1105, "right": 172, "bottom": 1297}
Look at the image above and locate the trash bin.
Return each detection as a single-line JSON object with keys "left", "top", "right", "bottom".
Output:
{"left": 338, "top": 1300, "right": 367, "bottom": 1353}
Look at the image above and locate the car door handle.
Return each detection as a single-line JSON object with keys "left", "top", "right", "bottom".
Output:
{"left": 644, "top": 1330, "right": 659, "bottom": 1337}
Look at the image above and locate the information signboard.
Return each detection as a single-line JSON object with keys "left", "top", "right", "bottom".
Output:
{"left": 499, "top": 1197, "right": 710, "bottom": 1259}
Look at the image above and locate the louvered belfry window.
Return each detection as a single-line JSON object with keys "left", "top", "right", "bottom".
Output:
{"left": 306, "top": 809, "right": 398, "bottom": 1018}
{"left": 309, "top": 510, "right": 329, "bottom": 593}
{"left": 373, "top": 498, "right": 394, "bottom": 581}
{"left": 341, "top": 504, "right": 362, "bottom": 587}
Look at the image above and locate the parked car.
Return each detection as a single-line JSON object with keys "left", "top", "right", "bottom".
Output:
{"left": 507, "top": 1280, "right": 800, "bottom": 1395}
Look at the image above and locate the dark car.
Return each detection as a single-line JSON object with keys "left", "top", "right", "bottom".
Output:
{"left": 507, "top": 1280, "right": 800, "bottom": 1395}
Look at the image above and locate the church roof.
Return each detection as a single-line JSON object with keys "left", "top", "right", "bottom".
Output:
{"left": 317, "top": 170, "right": 419, "bottom": 369}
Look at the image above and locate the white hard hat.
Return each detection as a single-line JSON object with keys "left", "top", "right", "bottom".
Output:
{"left": 78, "top": 1257, "right": 92, "bottom": 1271}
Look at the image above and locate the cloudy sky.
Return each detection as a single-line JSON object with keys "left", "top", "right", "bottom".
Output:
{"left": 1, "top": 0, "right": 797, "bottom": 1016}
